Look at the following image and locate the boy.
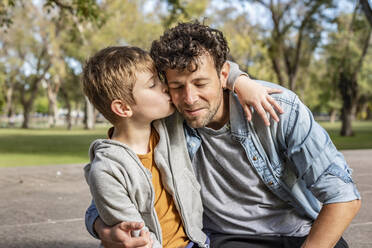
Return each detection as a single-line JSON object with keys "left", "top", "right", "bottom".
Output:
{"left": 82, "top": 46, "right": 207, "bottom": 248}
{"left": 82, "top": 45, "right": 282, "bottom": 248}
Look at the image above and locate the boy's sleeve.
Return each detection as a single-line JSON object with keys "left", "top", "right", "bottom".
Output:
{"left": 85, "top": 159, "right": 162, "bottom": 247}
{"left": 85, "top": 200, "right": 100, "bottom": 239}
{"left": 226, "top": 61, "right": 249, "bottom": 92}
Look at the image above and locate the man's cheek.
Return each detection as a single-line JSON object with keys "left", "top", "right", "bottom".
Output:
{"left": 169, "top": 94, "right": 181, "bottom": 107}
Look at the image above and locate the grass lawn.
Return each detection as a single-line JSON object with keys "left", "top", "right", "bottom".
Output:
{"left": 319, "top": 121, "right": 372, "bottom": 150}
{"left": 0, "top": 127, "right": 108, "bottom": 167}
{"left": 0, "top": 121, "right": 371, "bottom": 167}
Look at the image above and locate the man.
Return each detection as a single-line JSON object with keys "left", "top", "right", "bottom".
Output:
{"left": 86, "top": 22, "right": 361, "bottom": 248}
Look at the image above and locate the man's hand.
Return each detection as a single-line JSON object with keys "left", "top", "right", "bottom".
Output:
{"left": 234, "top": 75, "right": 283, "bottom": 126}
{"left": 95, "top": 217, "right": 153, "bottom": 248}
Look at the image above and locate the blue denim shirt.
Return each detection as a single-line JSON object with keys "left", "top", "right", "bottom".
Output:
{"left": 85, "top": 80, "right": 361, "bottom": 237}
{"left": 185, "top": 81, "right": 360, "bottom": 220}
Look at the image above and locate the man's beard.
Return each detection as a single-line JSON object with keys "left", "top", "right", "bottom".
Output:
{"left": 182, "top": 94, "right": 222, "bottom": 129}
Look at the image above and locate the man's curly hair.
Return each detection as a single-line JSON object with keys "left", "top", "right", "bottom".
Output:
{"left": 150, "top": 21, "right": 229, "bottom": 77}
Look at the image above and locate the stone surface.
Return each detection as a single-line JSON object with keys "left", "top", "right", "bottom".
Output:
{"left": 0, "top": 149, "right": 371, "bottom": 247}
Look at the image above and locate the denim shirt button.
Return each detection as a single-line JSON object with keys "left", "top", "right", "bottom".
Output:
{"left": 268, "top": 181, "right": 273, "bottom": 185}
{"left": 252, "top": 156, "right": 258, "bottom": 161}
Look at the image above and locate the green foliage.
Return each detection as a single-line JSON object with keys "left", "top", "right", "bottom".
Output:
{"left": 44, "top": 0, "right": 103, "bottom": 24}
{"left": 1, "top": 0, "right": 104, "bottom": 29}
{"left": 63, "top": 0, "right": 164, "bottom": 62}
{"left": 323, "top": 8, "right": 372, "bottom": 127}
{"left": 161, "top": 0, "right": 209, "bottom": 28}
{"left": 208, "top": 6, "right": 276, "bottom": 82}
{"left": 0, "top": 0, "right": 16, "bottom": 28}
{"left": 35, "top": 96, "right": 49, "bottom": 114}
{"left": 1, "top": 0, "right": 371, "bottom": 130}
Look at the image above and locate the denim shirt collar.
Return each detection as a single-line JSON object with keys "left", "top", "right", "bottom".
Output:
{"left": 229, "top": 92, "right": 250, "bottom": 138}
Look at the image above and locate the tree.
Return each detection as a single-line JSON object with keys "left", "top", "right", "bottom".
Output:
{"left": 1, "top": 2, "right": 53, "bottom": 128}
{"left": 1, "top": 0, "right": 105, "bottom": 128}
{"left": 59, "top": 67, "right": 83, "bottom": 129}
{"left": 326, "top": 4, "right": 372, "bottom": 136}
{"left": 159, "top": 0, "right": 209, "bottom": 28}
{"left": 244, "top": 0, "right": 334, "bottom": 92}
{"left": 0, "top": 0, "right": 103, "bottom": 28}
{"left": 62, "top": 0, "right": 166, "bottom": 129}
{"left": 0, "top": 42, "right": 20, "bottom": 126}
{"left": 360, "top": 0, "right": 372, "bottom": 26}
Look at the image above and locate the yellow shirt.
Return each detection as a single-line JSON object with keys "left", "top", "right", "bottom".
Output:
{"left": 137, "top": 128, "right": 189, "bottom": 248}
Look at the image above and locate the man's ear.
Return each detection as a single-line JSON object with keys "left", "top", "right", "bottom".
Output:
{"left": 219, "top": 61, "right": 230, "bottom": 89}
{"left": 111, "top": 99, "right": 133, "bottom": 118}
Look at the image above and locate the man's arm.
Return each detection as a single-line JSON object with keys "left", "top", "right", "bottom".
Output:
{"left": 301, "top": 200, "right": 361, "bottom": 248}
{"left": 282, "top": 95, "right": 361, "bottom": 247}
{"left": 227, "top": 61, "right": 284, "bottom": 126}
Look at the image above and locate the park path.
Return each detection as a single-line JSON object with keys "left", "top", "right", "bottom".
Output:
{"left": 0, "top": 149, "right": 371, "bottom": 248}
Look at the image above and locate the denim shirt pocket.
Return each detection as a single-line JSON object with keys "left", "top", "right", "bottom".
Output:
{"left": 270, "top": 157, "right": 298, "bottom": 190}
{"left": 271, "top": 160, "right": 284, "bottom": 177}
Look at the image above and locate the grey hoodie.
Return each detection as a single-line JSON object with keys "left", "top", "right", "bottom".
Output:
{"left": 84, "top": 119, "right": 207, "bottom": 247}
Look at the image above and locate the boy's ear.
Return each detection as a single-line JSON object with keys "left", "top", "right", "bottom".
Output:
{"left": 111, "top": 99, "right": 133, "bottom": 118}
{"left": 219, "top": 61, "right": 230, "bottom": 89}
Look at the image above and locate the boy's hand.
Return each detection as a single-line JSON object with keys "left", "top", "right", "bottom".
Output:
{"left": 234, "top": 75, "right": 284, "bottom": 126}
{"left": 95, "top": 218, "right": 152, "bottom": 248}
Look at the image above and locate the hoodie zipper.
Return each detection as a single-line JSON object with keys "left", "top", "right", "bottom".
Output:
{"left": 160, "top": 125, "right": 207, "bottom": 248}
{"left": 126, "top": 150, "right": 163, "bottom": 245}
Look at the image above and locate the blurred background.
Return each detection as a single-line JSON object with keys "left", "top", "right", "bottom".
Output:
{"left": 0, "top": 0, "right": 371, "bottom": 167}
{"left": 0, "top": 1, "right": 371, "bottom": 247}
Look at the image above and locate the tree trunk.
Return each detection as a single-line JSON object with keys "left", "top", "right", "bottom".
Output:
{"left": 47, "top": 92, "right": 59, "bottom": 128}
{"left": 22, "top": 104, "right": 31, "bottom": 129}
{"left": 339, "top": 73, "right": 358, "bottom": 136}
{"left": 288, "top": 73, "right": 297, "bottom": 91}
{"left": 360, "top": 0, "right": 372, "bottom": 27}
{"left": 340, "top": 104, "right": 356, "bottom": 136}
{"left": 338, "top": 11, "right": 371, "bottom": 136}
{"left": 19, "top": 78, "right": 45, "bottom": 129}
{"left": 329, "top": 109, "right": 338, "bottom": 123}
{"left": 66, "top": 100, "right": 72, "bottom": 130}
{"left": 366, "top": 106, "right": 372, "bottom": 120}
{"left": 75, "top": 102, "right": 81, "bottom": 126}
{"left": 270, "top": 57, "right": 285, "bottom": 86}
{"left": 84, "top": 96, "right": 95, "bottom": 130}
{"left": 4, "top": 85, "right": 14, "bottom": 127}
{"left": 60, "top": 87, "right": 72, "bottom": 130}
{"left": 47, "top": 75, "right": 62, "bottom": 128}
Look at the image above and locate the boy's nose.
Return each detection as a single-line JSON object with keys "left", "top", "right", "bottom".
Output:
{"left": 162, "top": 83, "right": 169, "bottom": 94}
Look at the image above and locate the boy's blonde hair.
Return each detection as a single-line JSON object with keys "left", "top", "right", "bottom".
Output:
{"left": 82, "top": 46, "right": 155, "bottom": 124}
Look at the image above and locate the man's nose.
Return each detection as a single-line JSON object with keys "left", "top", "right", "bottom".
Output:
{"left": 184, "top": 85, "right": 197, "bottom": 105}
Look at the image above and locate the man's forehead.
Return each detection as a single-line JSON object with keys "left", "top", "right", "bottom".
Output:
{"left": 165, "top": 66, "right": 201, "bottom": 81}
{"left": 165, "top": 54, "right": 214, "bottom": 77}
